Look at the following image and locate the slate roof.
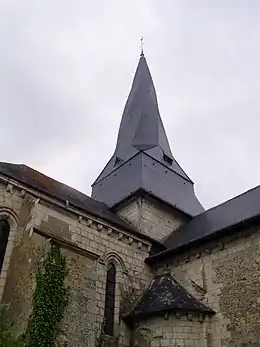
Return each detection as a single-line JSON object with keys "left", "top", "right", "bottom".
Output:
{"left": 147, "top": 185, "right": 260, "bottom": 264}
{"left": 93, "top": 53, "right": 190, "bottom": 184}
{"left": 92, "top": 53, "right": 204, "bottom": 217}
{"left": 0, "top": 162, "right": 163, "bottom": 246}
{"left": 124, "top": 273, "right": 214, "bottom": 323}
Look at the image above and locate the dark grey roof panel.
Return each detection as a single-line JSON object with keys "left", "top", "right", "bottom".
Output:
{"left": 116, "top": 54, "right": 173, "bottom": 159}
{"left": 147, "top": 184, "right": 260, "bottom": 264}
{"left": 124, "top": 273, "right": 214, "bottom": 322}
{"left": 92, "top": 54, "right": 202, "bottom": 216}
{"left": 133, "top": 113, "right": 158, "bottom": 150}
{"left": 144, "top": 146, "right": 193, "bottom": 182}
{"left": 92, "top": 152, "right": 204, "bottom": 217}
{"left": 92, "top": 153, "right": 142, "bottom": 207}
{"left": 92, "top": 153, "right": 143, "bottom": 208}
{"left": 141, "top": 154, "right": 204, "bottom": 216}
{"left": 93, "top": 54, "right": 191, "bottom": 185}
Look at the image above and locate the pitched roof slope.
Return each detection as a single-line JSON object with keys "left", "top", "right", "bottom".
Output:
{"left": 0, "top": 162, "right": 161, "bottom": 244}
{"left": 124, "top": 273, "right": 214, "bottom": 322}
{"left": 147, "top": 185, "right": 260, "bottom": 263}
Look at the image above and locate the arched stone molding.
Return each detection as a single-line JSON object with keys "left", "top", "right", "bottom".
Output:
{"left": 0, "top": 207, "right": 18, "bottom": 301}
{"left": 96, "top": 251, "right": 128, "bottom": 338}
{"left": 100, "top": 251, "right": 128, "bottom": 275}
{"left": 0, "top": 207, "right": 19, "bottom": 227}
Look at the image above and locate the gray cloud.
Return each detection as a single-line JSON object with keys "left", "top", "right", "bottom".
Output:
{"left": 1, "top": 0, "right": 260, "bottom": 209}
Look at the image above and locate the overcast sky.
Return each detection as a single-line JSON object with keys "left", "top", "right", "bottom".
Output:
{"left": 1, "top": 1, "right": 260, "bottom": 210}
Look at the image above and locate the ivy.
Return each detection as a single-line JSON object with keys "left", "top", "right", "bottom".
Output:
{"left": 24, "top": 243, "right": 68, "bottom": 347}
{"left": 0, "top": 305, "right": 24, "bottom": 346}
{"left": 0, "top": 244, "right": 68, "bottom": 346}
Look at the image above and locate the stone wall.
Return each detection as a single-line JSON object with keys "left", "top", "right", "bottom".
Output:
{"left": 3, "top": 174, "right": 260, "bottom": 346}
{"left": 116, "top": 196, "right": 188, "bottom": 242}
{"left": 0, "top": 181, "right": 25, "bottom": 300}
{"left": 0, "top": 178, "right": 154, "bottom": 347}
{"left": 154, "top": 225, "right": 260, "bottom": 347}
{"left": 133, "top": 313, "right": 209, "bottom": 347}
{"left": 59, "top": 247, "right": 98, "bottom": 346}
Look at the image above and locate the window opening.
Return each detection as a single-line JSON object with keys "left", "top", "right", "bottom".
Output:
{"left": 104, "top": 263, "right": 116, "bottom": 336}
{"left": 0, "top": 220, "right": 10, "bottom": 273}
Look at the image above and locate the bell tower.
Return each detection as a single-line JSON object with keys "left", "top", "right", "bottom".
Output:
{"left": 91, "top": 53, "right": 204, "bottom": 241}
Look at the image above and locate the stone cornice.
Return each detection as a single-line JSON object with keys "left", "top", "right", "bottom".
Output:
{"left": 0, "top": 176, "right": 152, "bottom": 253}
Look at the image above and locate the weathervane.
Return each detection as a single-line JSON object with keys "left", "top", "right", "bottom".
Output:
{"left": 140, "top": 36, "right": 144, "bottom": 56}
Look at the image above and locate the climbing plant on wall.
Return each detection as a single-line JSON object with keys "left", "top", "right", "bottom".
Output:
{"left": 0, "top": 305, "right": 24, "bottom": 346}
{"left": 24, "top": 243, "right": 68, "bottom": 347}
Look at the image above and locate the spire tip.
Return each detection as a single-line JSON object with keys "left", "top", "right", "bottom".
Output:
{"left": 140, "top": 36, "right": 144, "bottom": 56}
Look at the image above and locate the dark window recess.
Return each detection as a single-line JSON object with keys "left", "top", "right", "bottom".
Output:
{"left": 0, "top": 220, "right": 10, "bottom": 273}
{"left": 104, "top": 263, "right": 116, "bottom": 336}
{"left": 163, "top": 153, "right": 173, "bottom": 165}
{"left": 114, "top": 157, "right": 123, "bottom": 166}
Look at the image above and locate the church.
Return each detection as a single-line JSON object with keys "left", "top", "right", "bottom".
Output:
{"left": 0, "top": 52, "right": 259, "bottom": 347}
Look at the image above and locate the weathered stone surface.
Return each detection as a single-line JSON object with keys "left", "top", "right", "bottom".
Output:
{"left": 133, "top": 328, "right": 152, "bottom": 347}
{"left": 120, "top": 285, "right": 141, "bottom": 317}
{"left": 2, "top": 174, "right": 260, "bottom": 347}
{"left": 0, "top": 187, "right": 153, "bottom": 346}
{"left": 39, "top": 215, "right": 72, "bottom": 241}
{"left": 213, "top": 230, "right": 260, "bottom": 347}
{"left": 160, "top": 226, "right": 260, "bottom": 347}
{"left": 134, "top": 314, "right": 206, "bottom": 347}
{"left": 2, "top": 195, "right": 42, "bottom": 336}
{"left": 58, "top": 249, "right": 97, "bottom": 347}
{"left": 117, "top": 196, "right": 188, "bottom": 242}
{"left": 99, "top": 334, "right": 119, "bottom": 347}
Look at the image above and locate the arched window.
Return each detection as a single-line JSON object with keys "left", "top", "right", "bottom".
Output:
{"left": 0, "top": 220, "right": 10, "bottom": 273}
{"left": 104, "top": 262, "right": 116, "bottom": 336}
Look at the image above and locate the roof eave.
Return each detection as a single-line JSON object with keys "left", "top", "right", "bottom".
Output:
{"left": 0, "top": 170, "right": 162, "bottom": 247}
{"left": 112, "top": 187, "right": 194, "bottom": 220}
{"left": 122, "top": 306, "right": 215, "bottom": 326}
{"left": 146, "top": 213, "right": 260, "bottom": 265}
